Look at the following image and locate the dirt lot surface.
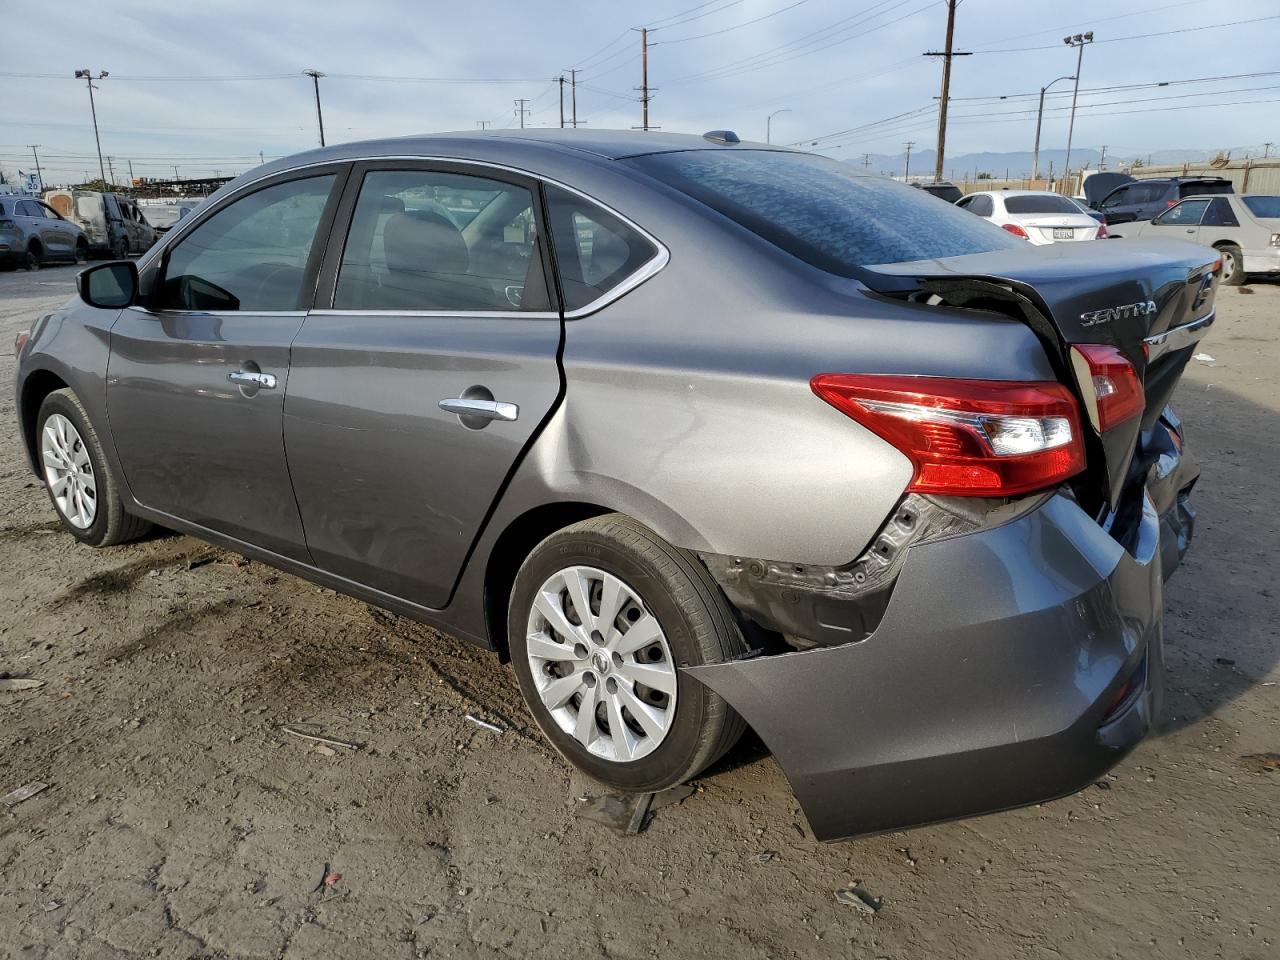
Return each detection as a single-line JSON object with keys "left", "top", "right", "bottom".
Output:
{"left": 1, "top": 264, "right": 1277, "bottom": 960}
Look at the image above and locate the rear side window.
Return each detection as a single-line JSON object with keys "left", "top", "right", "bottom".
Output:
{"left": 545, "top": 185, "right": 658, "bottom": 312}
{"left": 1242, "top": 196, "right": 1280, "bottom": 219}
{"left": 967, "top": 195, "right": 993, "bottom": 216}
{"left": 333, "top": 169, "right": 546, "bottom": 312}
{"left": 1003, "top": 195, "right": 1080, "bottom": 215}
{"left": 157, "top": 174, "right": 335, "bottom": 312}
{"left": 1128, "top": 182, "right": 1170, "bottom": 205}
{"left": 625, "top": 150, "right": 1021, "bottom": 275}
{"left": 1201, "top": 197, "right": 1240, "bottom": 227}
{"left": 1181, "top": 180, "right": 1233, "bottom": 197}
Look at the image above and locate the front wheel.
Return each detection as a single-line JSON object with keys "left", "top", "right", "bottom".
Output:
{"left": 36, "top": 389, "right": 152, "bottom": 547}
{"left": 1217, "top": 244, "right": 1245, "bottom": 286}
{"left": 509, "top": 514, "right": 747, "bottom": 793}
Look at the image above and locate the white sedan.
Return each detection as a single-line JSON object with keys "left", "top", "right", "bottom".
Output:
{"left": 956, "top": 190, "right": 1107, "bottom": 244}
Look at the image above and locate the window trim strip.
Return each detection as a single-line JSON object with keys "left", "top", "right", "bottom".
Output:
{"left": 138, "top": 154, "right": 670, "bottom": 321}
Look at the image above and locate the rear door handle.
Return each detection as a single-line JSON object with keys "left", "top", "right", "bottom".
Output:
{"left": 438, "top": 398, "right": 519, "bottom": 422}
{"left": 228, "top": 370, "right": 277, "bottom": 389}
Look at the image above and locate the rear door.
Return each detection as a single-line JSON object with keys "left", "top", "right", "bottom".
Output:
{"left": 284, "top": 162, "right": 563, "bottom": 608}
{"left": 106, "top": 167, "right": 346, "bottom": 559}
{"left": 36, "top": 202, "right": 75, "bottom": 256}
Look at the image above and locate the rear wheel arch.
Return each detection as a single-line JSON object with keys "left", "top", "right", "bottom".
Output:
{"left": 484, "top": 501, "right": 614, "bottom": 661}
{"left": 20, "top": 369, "right": 70, "bottom": 474}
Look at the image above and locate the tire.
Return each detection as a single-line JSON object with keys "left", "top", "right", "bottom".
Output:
{"left": 509, "top": 513, "right": 747, "bottom": 793}
{"left": 23, "top": 243, "right": 41, "bottom": 271}
{"left": 74, "top": 241, "right": 88, "bottom": 265}
{"left": 111, "top": 239, "right": 129, "bottom": 260}
{"left": 35, "top": 389, "right": 152, "bottom": 547}
{"left": 1217, "top": 244, "right": 1245, "bottom": 286}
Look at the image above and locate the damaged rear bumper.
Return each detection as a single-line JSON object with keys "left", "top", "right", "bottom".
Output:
{"left": 687, "top": 488, "right": 1180, "bottom": 842}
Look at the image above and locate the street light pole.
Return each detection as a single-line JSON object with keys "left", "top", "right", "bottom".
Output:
{"left": 766, "top": 108, "right": 792, "bottom": 144}
{"left": 74, "top": 69, "right": 109, "bottom": 186}
{"left": 1062, "top": 32, "right": 1093, "bottom": 187}
{"left": 1033, "top": 75, "right": 1075, "bottom": 181}
{"left": 303, "top": 69, "right": 326, "bottom": 147}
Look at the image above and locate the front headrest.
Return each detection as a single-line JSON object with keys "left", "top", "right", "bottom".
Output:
{"left": 383, "top": 209, "right": 468, "bottom": 275}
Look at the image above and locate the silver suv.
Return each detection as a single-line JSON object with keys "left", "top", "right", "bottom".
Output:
{"left": 0, "top": 196, "right": 89, "bottom": 269}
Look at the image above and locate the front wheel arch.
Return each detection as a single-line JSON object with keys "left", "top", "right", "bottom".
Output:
{"left": 19, "top": 369, "right": 70, "bottom": 475}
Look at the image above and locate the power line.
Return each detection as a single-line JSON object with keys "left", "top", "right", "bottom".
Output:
{"left": 653, "top": 0, "right": 811, "bottom": 45}
{"left": 978, "top": 14, "right": 1280, "bottom": 54}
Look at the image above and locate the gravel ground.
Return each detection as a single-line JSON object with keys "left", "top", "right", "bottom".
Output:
{"left": 1, "top": 263, "right": 1277, "bottom": 960}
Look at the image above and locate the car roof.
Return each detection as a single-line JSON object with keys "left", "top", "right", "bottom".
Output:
{"left": 283, "top": 129, "right": 784, "bottom": 164}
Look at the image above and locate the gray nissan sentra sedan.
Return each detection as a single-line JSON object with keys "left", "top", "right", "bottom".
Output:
{"left": 13, "top": 130, "right": 1213, "bottom": 841}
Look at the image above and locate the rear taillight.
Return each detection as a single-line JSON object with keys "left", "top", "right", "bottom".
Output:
{"left": 1069, "top": 344, "right": 1145, "bottom": 432}
{"left": 1095, "top": 223, "right": 1108, "bottom": 239}
{"left": 1001, "top": 223, "right": 1030, "bottom": 239}
{"left": 810, "top": 374, "right": 1086, "bottom": 497}
{"left": 14, "top": 331, "right": 28, "bottom": 355}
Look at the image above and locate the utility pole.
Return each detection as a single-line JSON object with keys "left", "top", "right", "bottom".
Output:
{"left": 861, "top": 153, "right": 872, "bottom": 168}
{"left": 106, "top": 156, "right": 116, "bottom": 187}
{"left": 303, "top": 69, "right": 326, "bottom": 147}
{"left": 259, "top": 150, "right": 265, "bottom": 164}
{"left": 766, "top": 108, "right": 792, "bottom": 145}
{"left": 559, "top": 75, "right": 566, "bottom": 128}
{"left": 27, "top": 145, "right": 42, "bottom": 190}
{"left": 1032, "top": 75, "right": 1075, "bottom": 181}
{"left": 1062, "top": 32, "right": 1094, "bottom": 184}
{"left": 74, "top": 69, "right": 109, "bottom": 186}
{"left": 634, "top": 27, "right": 652, "bottom": 131}
{"left": 476, "top": 120, "right": 492, "bottom": 130}
{"left": 1264, "top": 142, "right": 1274, "bottom": 159}
{"left": 570, "top": 69, "right": 579, "bottom": 128}
{"left": 924, "top": 0, "right": 971, "bottom": 183}
{"left": 514, "top": 98, "right": 530, "bottom": 129}
{"left": 903, "top": 141, "right": 915, "bottom": 181}
{"left": 1098, "top": 144, "right": 1107, "bottom": 170}
{"left": 127, "top": 159, "right": 134, "bottom": 186}
{"left": 173, "top": 165, "right": 180, "bottom": 182}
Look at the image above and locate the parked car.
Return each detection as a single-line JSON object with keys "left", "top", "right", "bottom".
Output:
{"left": 1104, "top": 194, "right": 1280, "bottom": 285}
{"left": 1069, "top": 196, "right": 1107, "bottom": 225}
{"left": 42, "top": 189, "right": 156, "bottom": 258}
{"left": 0, "top": 196, "right": 89, "bottom": 269}
{"left": 1093, "top": 176, "right": 1233, "bottom": 225}
{"left": 956, "top": 190, "right": 1106, "bottom": 243}
{"left": 912, "top": 180, "right": 963, "bottom": 203}
{"left": 14, "top": 131, "right": 1213, "bottom": 841}
{"left": 140, "top": 202, "right": 199, "bottom": 235}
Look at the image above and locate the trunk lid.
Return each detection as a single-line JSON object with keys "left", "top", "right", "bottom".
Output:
{"left": 860, "top": 239, "right": 1219, "bottom": 506}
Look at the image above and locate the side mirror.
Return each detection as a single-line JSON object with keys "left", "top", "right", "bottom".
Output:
{"left": 76, "top": 260, "right": 138, "bottom": 309}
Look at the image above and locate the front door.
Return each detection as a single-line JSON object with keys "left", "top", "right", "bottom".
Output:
{"left": 284, "top": 163, "right": 563, "bottom": 608}
{"left": 1146, "top": 198, "right": 1210, "bottom": 241}
{"left": 106, "top": 168, "right": 345, "bottom": 560}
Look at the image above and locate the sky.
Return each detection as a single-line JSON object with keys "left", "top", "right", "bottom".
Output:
{"left": 2, "top": 0, "right": 1278, "bottom": 185}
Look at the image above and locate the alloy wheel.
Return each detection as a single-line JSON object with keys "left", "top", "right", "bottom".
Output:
{"left": 41, "top": 414, "right": 97, "bottom": 529}
{"left": 1221, "top": 250, "right": 1237, "bottom": 283}
{"left": 525, "top": 565, "right": 678, "bottom": 763}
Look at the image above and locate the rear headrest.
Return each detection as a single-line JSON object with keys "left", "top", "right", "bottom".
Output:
{"left": 383, "top": 209, "right": 468, "bottom": 276}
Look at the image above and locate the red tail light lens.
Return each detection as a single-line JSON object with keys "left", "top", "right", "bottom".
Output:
{"left": 1070, "top": 344, "right": 1145, "bottom": 432}
{"left": 1095, "top": 223, "right": 1108, "bottom": 239}
{"left": 810, "top": 374, "right": 1086, "bottom": 497}
{"left": 1001, "top": 223, "right": 1030, "bottom": 239}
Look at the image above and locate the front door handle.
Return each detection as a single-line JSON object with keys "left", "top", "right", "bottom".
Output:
{"left": 438, "top": 398, "right": 519, "bottom": 422}
{"left": 228, "top": 369, "right": 277, "bottom": 389}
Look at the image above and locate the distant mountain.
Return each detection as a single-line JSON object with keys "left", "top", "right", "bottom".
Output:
{"left": 844, "top": 147, "right": 1260, "bottom": 179}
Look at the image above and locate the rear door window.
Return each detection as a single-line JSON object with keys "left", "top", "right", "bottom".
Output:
{"left": 156, "top": 174, "right": 337, "bottom": 312}
{"left": 968, "top": 195, "right": 993, "bottom": 216}
{"left": 333, "top": 168, "right": 547, "bottom": 312}
{"left": 1201, "top": 197, "right": 1240, "bottom": 227}
{"left": 544, "top": 185, "right": 659, "bottom": 312}
{"left": 625, "top": 150, "right": 1020, "bottom": 275}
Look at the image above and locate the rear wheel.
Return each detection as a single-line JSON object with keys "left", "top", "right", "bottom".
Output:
{"left": 74, "top": 240, "right": 88, "bottom": 264}
{"left": 111, "top": 238, "right": 129, "bottom": 260}
{"left": 36, "top": 389, "right": 151, "bottom": 547}
{"left": 509, "top": 514, "right": 747, "bottom": 792}
{"left": 23, "top": 243, "right": 41, "bottom": 271}
{"left": 1217, "top": 244, "right": 1245, "bottom": 286}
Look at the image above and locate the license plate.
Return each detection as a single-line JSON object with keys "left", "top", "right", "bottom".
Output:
{"left": 1053, "top": 227, "right": 1074, "bottom": 239}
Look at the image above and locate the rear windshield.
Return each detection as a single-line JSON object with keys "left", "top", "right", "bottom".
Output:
{"left": 1180, "top": 180, "right": 1233, "bottom": 197}
{"left": 624, "top": 150, "right": 1022, "bottom": 275}
{"left": 1003, "top": 195, "right": 1081, "bottom": 215}
{"left": 1242, "top": 196, "right": 1280, "bottom": 219}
